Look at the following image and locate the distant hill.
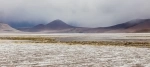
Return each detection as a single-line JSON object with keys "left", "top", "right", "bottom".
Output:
{"left": 18, "top": 19, "right": 150, "bottom": 33}
{"left": 45, "top": 20, "right": 75, "bottom": 29}
{"left": 105, "top": 19, "right": 150, "bottom": 33}
{"left": 19, "top": 20, "right": 76, "bottom": 32}
{"left": 125, "top": 19, "right": 150, "bottom": 33}
{"left": 0, "top": 22, "right": 20, "bottom": 33}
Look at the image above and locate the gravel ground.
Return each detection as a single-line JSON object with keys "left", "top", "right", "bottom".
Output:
{"left": 0, "top": 43, "right": 150, "bottom": 67}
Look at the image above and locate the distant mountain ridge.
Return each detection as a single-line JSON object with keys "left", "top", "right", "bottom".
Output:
{"left": 17, "top": 19, "right": 150, "bottom": 33}
{"left": 18, "top": 19, "right": 76, "bottom": 32}
{"left": 105, "top": 19, "right": 150, "bottom": 33}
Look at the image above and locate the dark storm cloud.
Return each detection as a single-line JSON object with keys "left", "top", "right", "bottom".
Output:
{"left": 0, "top": 0, "right": 150, "bottom": 27}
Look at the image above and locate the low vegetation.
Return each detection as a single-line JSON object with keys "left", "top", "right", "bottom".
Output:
{"left": 63, "top": 41, "right": 150, "bottom": 48}
{"left": 126, "top": 36, "right": 150, "bottom": 37}
{"left": 0, "top": 36, "right": 150, "bottom": 48}
{"left": 0, "top": 37, "right": 57, "bottom": 43}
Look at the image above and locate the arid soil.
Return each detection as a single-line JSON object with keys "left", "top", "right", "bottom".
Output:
{"left": 0, "top": 43, "right": 149, "bottom": 67}
{"left": 0, "top": 33, "right": 150, "bottom": 67}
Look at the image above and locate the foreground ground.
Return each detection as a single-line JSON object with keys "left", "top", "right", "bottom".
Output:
{"left": 0, "top": 43, "right": 150, "bottom": 67}
{"left": 0, "top": 33, "right": 150, "bottom": 67}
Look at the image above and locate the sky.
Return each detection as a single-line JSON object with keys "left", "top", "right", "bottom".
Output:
{"left": 0, "top": 0, "right": 150, "bottom": 28}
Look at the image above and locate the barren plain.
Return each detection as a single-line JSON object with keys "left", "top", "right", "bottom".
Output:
{"left": 0, "top": 33, "right": 150, "bottom": 67}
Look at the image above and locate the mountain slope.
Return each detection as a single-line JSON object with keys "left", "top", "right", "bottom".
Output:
{"left": 126, "top": 19, "right": 150, "bottom": 33}
{"left": 0, "top": 22, "right": 20, "bottom": 33}
{"left": 105, "top": 19, "right": 150, "bottom": 33}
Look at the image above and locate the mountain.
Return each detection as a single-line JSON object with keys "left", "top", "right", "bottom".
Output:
{"left": 45, "top": 20, "right": 75, "bottom": 29}
{"left": 77, "top": 19, "right": 150, "bottom": 33}
{"left": 105, "top": 19, "right": 150, "bottom": 33}
{"left": 18, "top": 19, "right": 150, "bottom": 33}
{"left": 125, "top": 19, "right": 150, "bottom": 33}
{"left": 0, "top": 22, "right": 20, "bottom": 33}
{"left": 19, "top": 20, "right": 77, "bottom": 32}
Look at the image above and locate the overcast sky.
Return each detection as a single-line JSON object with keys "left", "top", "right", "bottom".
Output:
{"left": 0, "top": 0, "right": 150, "bottom": 27}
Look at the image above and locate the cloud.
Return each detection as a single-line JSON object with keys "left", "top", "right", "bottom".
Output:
{"left": 0, "top": 0, "right": 150, "bottom": 27}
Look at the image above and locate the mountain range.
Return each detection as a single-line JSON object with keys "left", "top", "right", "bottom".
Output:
{"left": 1, "top": 19, "right": 150, "bottom": 33}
